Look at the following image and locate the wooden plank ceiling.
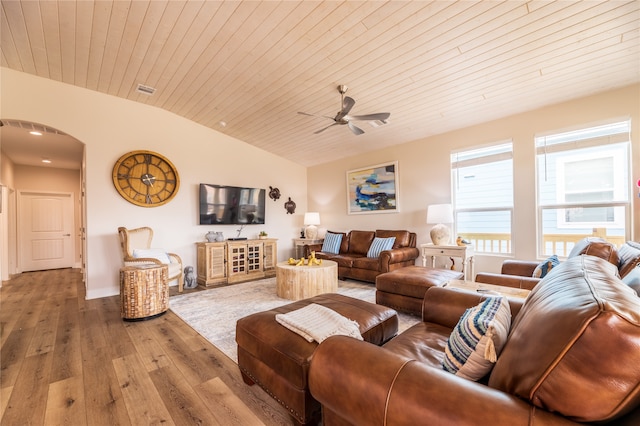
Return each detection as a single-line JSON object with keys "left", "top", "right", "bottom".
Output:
{"left": 1, "top": 0, "right": 639, "bottom": 167}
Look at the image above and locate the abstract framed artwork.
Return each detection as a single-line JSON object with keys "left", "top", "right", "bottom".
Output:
{"left": 346, "top": 161, "right": 399, "bottom": 214}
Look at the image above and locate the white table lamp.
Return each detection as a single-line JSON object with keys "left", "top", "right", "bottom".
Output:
{"left": 427, "top": 204, "right": 453, "bottom": 245}
{"left": 304, "top": 212, "right": 321, "bottom": 240}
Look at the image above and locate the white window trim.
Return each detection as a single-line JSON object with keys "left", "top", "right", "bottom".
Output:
{"left": 535, "top": 119, "right": 632, "bottom": 257}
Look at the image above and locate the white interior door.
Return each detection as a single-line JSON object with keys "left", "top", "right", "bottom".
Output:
{"left": 19, "top": 191, "right": 74, "bottom": 272}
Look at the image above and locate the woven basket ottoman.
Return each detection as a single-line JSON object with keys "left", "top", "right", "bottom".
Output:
{"left": 375, "top": 266, "right": 464, "bottom": 316}
{"left": 119, "top": 264, "right": 169, "bottom": 321}
{"left": 236, "top": 293, "right": 398, "bottom": 425}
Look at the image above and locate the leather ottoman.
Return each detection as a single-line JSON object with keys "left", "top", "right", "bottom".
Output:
{"left": 376, "top": 266, "right": 464, "bottom": 315}
{"left": 235, "top": 293, "right": 398, "bottom": 425}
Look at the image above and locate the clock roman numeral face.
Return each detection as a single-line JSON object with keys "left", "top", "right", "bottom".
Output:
{"left": 112, "top": 150, "right": 180, "bottom": 207}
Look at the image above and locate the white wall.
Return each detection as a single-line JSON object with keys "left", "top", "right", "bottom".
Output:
{"left": 0, "top": 68, "right": 308, "bottom": 299}
{"left": 308, "top": 84, "right": 640, "bottom": 275}
{"left": 0, "top": 140, "right": 17, "bottom": 282}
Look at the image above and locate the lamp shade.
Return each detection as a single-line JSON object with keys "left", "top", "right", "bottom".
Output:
{"left": 304, "top": 212, "right": 321, "bottom": 226}
{"left": 426, "top": 204, "right": 453, "bottom": 224}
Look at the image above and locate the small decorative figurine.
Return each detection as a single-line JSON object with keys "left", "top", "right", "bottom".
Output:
{"left": 269, "top": 186, "right": 281, "bottom": 201}
{"left": 184, "top": 266, "right": 197, "bottom": 289}
{"left": 284, "top": 197, "right": 296, "bottom": 214}
{"left": 456, "top": 236, "right": 471, "bottom": 246}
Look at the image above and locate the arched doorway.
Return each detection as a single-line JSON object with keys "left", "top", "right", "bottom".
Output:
{"left": 0, "top": 119, "right": 85, "bottom": 284}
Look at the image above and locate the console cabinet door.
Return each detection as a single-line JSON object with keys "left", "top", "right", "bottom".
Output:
{"left": 227, "top": 242, "right": 248, "bottom": 283}
{"left": 263, "top": 239, "right": 277, "bottom": 277}
{"left": 196, "top": 242, "right": 227, "bottom": 287}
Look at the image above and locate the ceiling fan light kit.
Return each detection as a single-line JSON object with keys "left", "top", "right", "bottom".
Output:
{"left": 298, "top": 85, "right": 390, "bottom": 136}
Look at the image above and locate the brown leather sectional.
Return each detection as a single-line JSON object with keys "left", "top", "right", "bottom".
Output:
{"left": 309, "top": 255, "right": 640, "bottom": 425}
{"left": 303, "top": 229, "right": 419, "bottom": 283}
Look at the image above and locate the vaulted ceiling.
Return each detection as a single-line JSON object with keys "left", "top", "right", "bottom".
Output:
{"left": 1, "top": 0, "right": 639, "bottom": 168}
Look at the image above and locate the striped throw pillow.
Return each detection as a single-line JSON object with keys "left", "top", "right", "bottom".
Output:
{"left": 321, "top": 232, "right": 343, "bottom": 255}
{"left": 443, "top": 296, "right": 511, "bottom": 381}
{"left": 367, "top": 237, "right": 396, "bottom": 258}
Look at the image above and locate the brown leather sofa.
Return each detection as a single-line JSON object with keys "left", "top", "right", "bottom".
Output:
{"left": 309, "top": 255, "right": 640, "bottom": 425}
{"left": 303, "top": 230, "right": 419, "bottom": 283}
{"left": 476, "top": 238, "right": 640, "bottom": 292}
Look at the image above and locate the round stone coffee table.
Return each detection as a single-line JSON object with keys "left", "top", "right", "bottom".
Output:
{"left": 276, "top": 260, "right": 338, "bottom": 300}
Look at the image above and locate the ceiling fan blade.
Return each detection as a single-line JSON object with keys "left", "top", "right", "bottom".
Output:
{"left": 348, "top": 122, "right": 365, "bottom": 135}
{"left": 298, "top": 111, "right": 334, "bottom": 120}
{"left": 314, "top": 122, "right": 340, "bottom": 134}
{"left": 341, "top": 96, "right": 356, "bottom": 115}
{"left": 335, "top": 96, "right": 356, "bottom": 121}
{"left": 349, "top": 112, "right": 390, "bottom": 121}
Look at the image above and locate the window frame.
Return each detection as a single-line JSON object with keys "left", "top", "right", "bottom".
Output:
{"left": 451, "top": 141, "right": 514, "bottom": 256}
{"left": 535, "top": 119, "right": 632, "bottom": 258}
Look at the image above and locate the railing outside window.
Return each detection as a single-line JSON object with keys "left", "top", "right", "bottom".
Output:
{"left": 459, "top": 230, "right": 625, "bottom": 259}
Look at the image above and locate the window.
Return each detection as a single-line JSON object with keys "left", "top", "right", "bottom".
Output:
{"left": 451, "top": 142, "right": 513, "bottom": 254}
{"left": 536, "top": 120, "right": 631, "bottom": 257}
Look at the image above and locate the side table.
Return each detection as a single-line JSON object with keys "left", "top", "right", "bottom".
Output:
{"left": 421, "top": 243, "right": 475, "bottom": 280}
{"left": 276, "top": 260, "right": 338, "bottom": 300}
{"left": 120, "top": 264, "right": 169, "bottom": 321}
{"left": 292, "top": 238, "right": 324, "bottom": 258}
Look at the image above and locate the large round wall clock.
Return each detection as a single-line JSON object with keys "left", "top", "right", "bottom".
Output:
{"left": 112, "top": 150, "right": 180, "bottom": 207}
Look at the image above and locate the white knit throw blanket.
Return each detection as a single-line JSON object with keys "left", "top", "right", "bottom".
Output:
{"left": 275, "top": 303, "right": 363, "bottom": 343}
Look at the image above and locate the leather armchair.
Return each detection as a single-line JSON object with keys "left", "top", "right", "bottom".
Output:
{"left": 475, "top": 259, "right": 541, "bottom": 289}
{"left": 476, "top": 238, "right": 640, "bottom": 292}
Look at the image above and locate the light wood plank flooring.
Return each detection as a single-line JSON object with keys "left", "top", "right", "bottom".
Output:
{"left": 1, "top": 268, "right": 293, "bottom": 425}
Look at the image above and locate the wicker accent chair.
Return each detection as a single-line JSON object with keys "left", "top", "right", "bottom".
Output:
{"left": 117, "top": 226, "right": 184, "bottom": 292}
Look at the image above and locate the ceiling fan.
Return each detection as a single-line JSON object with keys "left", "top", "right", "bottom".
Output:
{"left": 298, "top": 85, "right": 390, "bottom": 136}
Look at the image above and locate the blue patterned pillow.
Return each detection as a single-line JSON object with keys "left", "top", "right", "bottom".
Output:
{"left": 532, "top": 255, "right": 560, "bottom": 278}
{"left": 321, "top": 232, "right": 343, "bottom": 255}
{"left": 367, "top": 237, "right": 396, "bottom": 258}
{"left": 443, "top": 296, "right": 511, "bottom": 381}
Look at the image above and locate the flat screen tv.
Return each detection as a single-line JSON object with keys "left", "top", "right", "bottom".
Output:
{"left": 199, "top": 184, "right": 266, "bottom": 225}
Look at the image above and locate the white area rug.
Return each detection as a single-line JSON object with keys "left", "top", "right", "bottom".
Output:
{"left": 169, "top": 278, "right": 420, "bottom": 362}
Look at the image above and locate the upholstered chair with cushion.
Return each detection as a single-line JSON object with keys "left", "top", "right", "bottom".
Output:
{"left": 117, "top": 226, "right": 184, "bottom": 292}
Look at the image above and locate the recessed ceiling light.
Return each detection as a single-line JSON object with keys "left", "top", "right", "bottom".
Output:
{"left": 219, "top": 121, "right": 227, "bottom": 127}
{"left": 42, "top": 159, "right": 52, "bottom": 164}
{"left": 30, "top": 131, "right": 43, "bottom": 136}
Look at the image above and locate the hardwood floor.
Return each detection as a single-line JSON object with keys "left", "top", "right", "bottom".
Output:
{"left": 0, "top": 268, "right": 293, "bottom": 425}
